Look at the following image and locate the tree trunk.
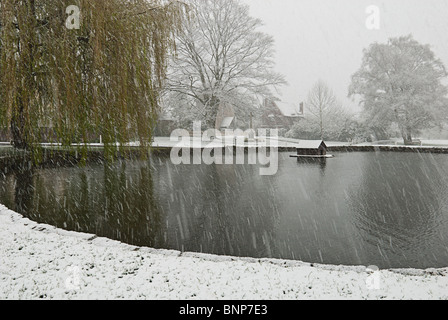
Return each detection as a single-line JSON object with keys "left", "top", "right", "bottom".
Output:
{"left": 402, "top": 127, "right": 413, "bottom": 145}
{"left": 11, "top": 96, "right": 29, "bottom": 150}
{"left": 203, "top": 95, "right": 220, "bottom": 129}
{"left": 319, "top": 112, "right": 324, "bottom": 140}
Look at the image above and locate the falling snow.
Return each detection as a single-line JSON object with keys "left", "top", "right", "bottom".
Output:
{"left": 1, "top": 205, "right": 447, "bottom": 300}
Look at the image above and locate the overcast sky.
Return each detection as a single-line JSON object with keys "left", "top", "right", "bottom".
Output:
{"left": 241, "top": 0, "right": 448, "bottom": 113}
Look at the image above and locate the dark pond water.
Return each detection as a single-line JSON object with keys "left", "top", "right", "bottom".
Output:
{"left": 1, "top": 151, "right": 448, "bottom": 269}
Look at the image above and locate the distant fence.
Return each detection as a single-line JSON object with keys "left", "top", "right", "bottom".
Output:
{"left": 0, "top": 127, "right": 102, "bottom": 144}
{"left": 327, "top": 145, "right": 448, "bottom": 154}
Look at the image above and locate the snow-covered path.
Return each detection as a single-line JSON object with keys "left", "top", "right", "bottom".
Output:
{"left": 0, "top": 204, "right": 447, "bottom": 300}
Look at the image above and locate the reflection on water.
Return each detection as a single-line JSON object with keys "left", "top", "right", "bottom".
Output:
{"left": 346, "top": 152, "right": 448, "bottom": 267}
{"left": 1, "top": 152, "right": 448, "bottom": 269}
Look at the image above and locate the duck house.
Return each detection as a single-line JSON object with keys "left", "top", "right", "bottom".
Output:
{"left": 290, "top": 140, "right": 334, "bottom": 158}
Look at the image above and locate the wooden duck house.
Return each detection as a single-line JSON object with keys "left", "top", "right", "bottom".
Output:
{"left": 290, "top": 140, "right": 334, "bottom": 158}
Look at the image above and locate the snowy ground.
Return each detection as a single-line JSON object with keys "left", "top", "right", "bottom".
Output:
{"left": 1, "top": 204, "right": 447, "bottom": 300}
{"left": 3, "top": 137, "right": 448, "bottom": 150}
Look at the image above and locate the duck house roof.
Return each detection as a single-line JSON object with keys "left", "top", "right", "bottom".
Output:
{"left": 297, "top": 140, "right": 327, "bottom": 149}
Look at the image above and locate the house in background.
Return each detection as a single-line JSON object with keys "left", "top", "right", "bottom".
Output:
{"left": 215, "top": 102, "right": 235, "bottom": 132}
{"left": 154, "top": 113, "right": 176, "bottom": 137}
{"left": 260, "top": 98, "right": 304, "bottom": 131}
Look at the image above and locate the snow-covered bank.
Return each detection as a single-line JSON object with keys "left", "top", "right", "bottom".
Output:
{"left": 0, "top": 204, "right": 447, "bottom": 300}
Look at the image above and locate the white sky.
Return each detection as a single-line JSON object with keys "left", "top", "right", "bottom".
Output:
{"left": 241, "top": 0, "right": 448, "bottom": 113}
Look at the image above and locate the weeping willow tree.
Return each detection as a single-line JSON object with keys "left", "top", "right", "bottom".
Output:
{"left": 0, "top": 0, "right": 185, "bottom": 160}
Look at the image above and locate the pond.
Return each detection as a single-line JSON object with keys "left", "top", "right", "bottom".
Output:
{"left": 1, "top": 151, "right": 448, "bottom": 269}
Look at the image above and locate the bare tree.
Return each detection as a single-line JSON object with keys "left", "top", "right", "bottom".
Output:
{"left": 165, "top": 0, "right": 286, "bottom": 128}
{"left": 306, "top": 80, "right": 347, "bottom": 140}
